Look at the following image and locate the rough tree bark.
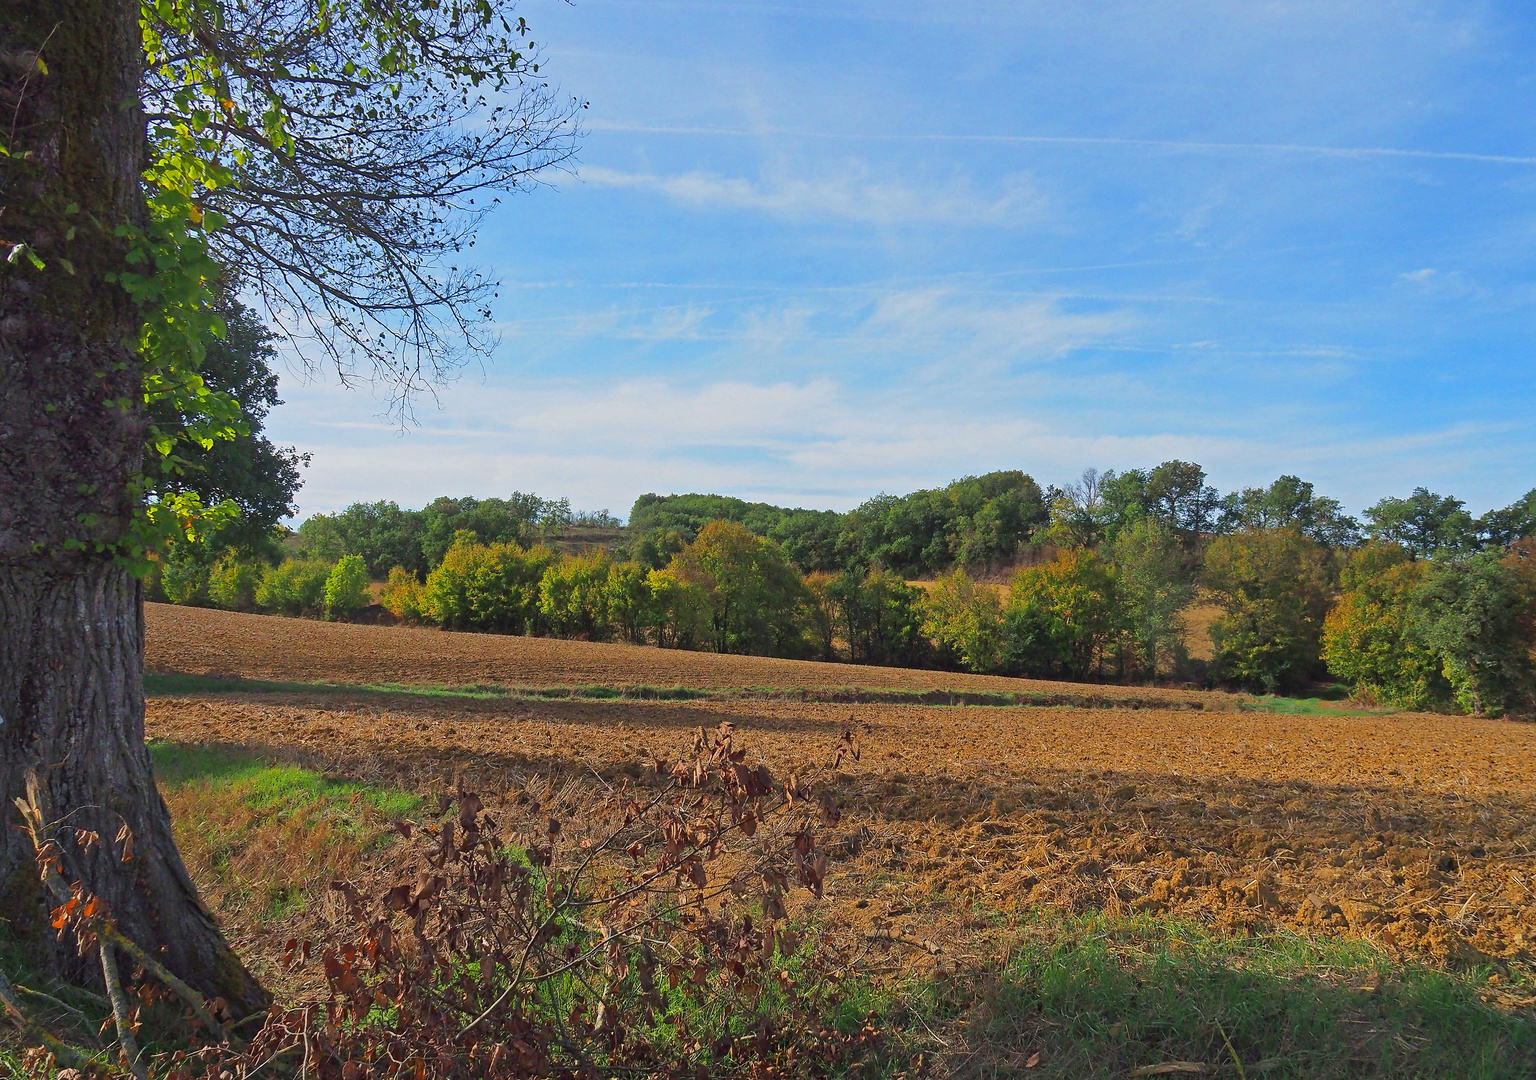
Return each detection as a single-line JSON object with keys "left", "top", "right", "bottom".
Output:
{"left": 0, "top": 0, "right": 266, "bottom": 1013}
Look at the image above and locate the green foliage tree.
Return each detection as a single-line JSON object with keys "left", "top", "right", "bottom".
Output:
{"left": 1480, "top": 488, "right": 1536, "bottom": 549}
{"left": 1203, "top": 528, "right": 1334, "bottom": 693}
{"left": 256, "top": 559, "right": 332, "bottom": 617}
{"left": 324, "top": 554, "right": 371, "bottom": 621}
{"left": 829, "top": 569, "right": 929, "bottom": 667}
{"left": 1218, "top": 475, "right": 1360, "bottom": 547}
{"left": 920, "top": 570, "right": 1005, "bottom": 674}
{"left": 151, "top": 291, "right": 308, "bottom": 556}
{"left": 418, "top": 494, "right": 568, "bottom": 568}
{"left": 423, "top": 538, "right": 555, "bottom": 634}
{"left": 645, "top": 566, "right": 712, "bottom": 649}
{"left": 298, "top": 501, "right": 424, "bottom": 577}
{"left": 604, "top": 562, "right": 656, "bottom": 644}
{"left": 669, "top": 522, "right": 807, "bottom": 656}
{"left": 629, "top": 525, "right": 691, "bottom": 571}
{"left": 802, "top": 572, "right": 840, "bottom": 661}
{"left": 628, "top": 493, "right": 844, "bottom": 573}
{"left": 1365, "top": 488, "right": 1478, "bottom": 558}
{"left": 1003, "top": 547, "right": 1120, "bottom": 679}
{"left": 838, "top": 471, "right": 1048, "bottom": 577}
{"left": 160, "top": 545, "right": 213, "bottom": 606}
{"left": 1322, "top": 543, "right": 1440, "bottom": 708}
{"left": 539, "top": 554, "right": 613, "bottom": 640}
{"left": 1144, "top": 460, "right": 1221, "bottom": 546}
{"left": 1046, "top": 461, "right": 1218, "bottom": 549}
{"left": 1110, "top": 517, "right": 1195, "bottom": 679}
{"left": 1408, "top": 553, "right": 1536, "bottom": 716}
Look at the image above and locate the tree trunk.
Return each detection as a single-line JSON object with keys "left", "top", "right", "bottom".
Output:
{"left": 0, "top": 0, "right": 267, "bottom": 1014}
{"left": 0, "top": 567, "right": 265, "bottom": 1013}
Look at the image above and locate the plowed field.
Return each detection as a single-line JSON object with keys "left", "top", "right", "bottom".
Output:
{"left": 144, "top": 604, "right": 1231, "bottom": 705}
{"left": 144, "top": 604, "right": 1536, "bottom": 975}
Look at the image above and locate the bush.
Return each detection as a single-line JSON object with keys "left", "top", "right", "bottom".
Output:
{"left": 920, "top": 569, "right": 1004, "bottom": 673}
{"left": 539, "top": 554, "right": 613, "bottom": 639}
{"left": 380, "top": 565, "right": 428, "bottom": 622}
{"left": 324, "top": 554, "right": 371, "bottom": 620}
{"left": 256, "top": 559, "right": 332, "bottom": 616}
{"left": 207, "top": 558, "right": 266, "bottom": 612}
{"left": 422, "top": 538, "right": 554, "bottom": 633}
{"left": 1004, "top": 547, "right": 1120, "bottom": 679}
{"left": 160, "top": 548, "right": 212, "bottom": 606}
{"left": 1323, "top": 543, "right": 1440, "bottom": 709}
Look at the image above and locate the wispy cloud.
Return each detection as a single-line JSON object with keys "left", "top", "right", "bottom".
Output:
{"left": 274, "top": 368, "right": 1532, "bottom": 522}
{"left": 856, "top": 288, "right": 1132, "bottom": 368}
{"left": 579, "top": 164, "right": 1045, "bottom": 226}
{"left": 584, "top": 122, "right": 1536, "bottom": 168}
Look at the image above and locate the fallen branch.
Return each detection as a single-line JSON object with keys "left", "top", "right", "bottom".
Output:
{"left": 0, "top": 966, "right": 92, "bottom": 1070}
{"left": 100, "top": 942, "right": 147, "bottom": 1080}
{"left": 14, "top": 780, "right": 231, "bottom": 1043}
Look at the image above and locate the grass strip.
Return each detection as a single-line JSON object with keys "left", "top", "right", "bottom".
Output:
{"left": 946, "top": 911, "right": 1536, "bottom": 1079}
{"left": 145, "top": 671, "right": 1240, "bottom": 711}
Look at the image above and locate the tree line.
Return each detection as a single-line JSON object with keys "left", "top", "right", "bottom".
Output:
{"left": 158, "top": 463, "right": 1536, "bottom": 715}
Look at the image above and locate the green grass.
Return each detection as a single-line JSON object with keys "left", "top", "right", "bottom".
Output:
{"left": 1238, "top": 695, "right": 1393, "bottom": 717}
{"left": 144, "top": 671, "right": 1218, "bottom": 710}
{"left": 150, "top": 741, "right": 420, "bottom": 822}
{"left": 151, "top": 742, "right": 420, "bottom": 927}
{"left": 954, "top": 912, "right": 1536, "bottom": 1078}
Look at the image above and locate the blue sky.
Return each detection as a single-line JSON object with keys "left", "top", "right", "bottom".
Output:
{"left": 265, "top": 0, "right": 1536, "bottom": 522}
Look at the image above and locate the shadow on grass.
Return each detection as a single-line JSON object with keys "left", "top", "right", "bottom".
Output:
{"left": 950, "top": 914, "right": 1536, "bottom": 1079}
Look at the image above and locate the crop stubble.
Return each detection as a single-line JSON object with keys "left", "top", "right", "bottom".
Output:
{"left": 146, "top": 604, "right": 1536, "bottom": 972}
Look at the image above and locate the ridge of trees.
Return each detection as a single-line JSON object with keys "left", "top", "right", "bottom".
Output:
{"left": 163, "top": 464, "right": 1536, "bottom": 716}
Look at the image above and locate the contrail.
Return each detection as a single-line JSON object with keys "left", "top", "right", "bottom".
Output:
{"left": 584, "top": 121, "right": 1536, "bottom": 167}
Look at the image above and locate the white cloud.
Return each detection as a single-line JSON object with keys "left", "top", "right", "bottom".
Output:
{"left": 856, "top": 288, "right": 1132, "bottom": 369}
{"left": 578, "top": 164, "right": 1045, "bottom": 226}
{"left": 1400, "top": 268, "right": 1436, "bottom": 283}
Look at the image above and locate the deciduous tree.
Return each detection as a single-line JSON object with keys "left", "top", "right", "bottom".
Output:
{"left": 2, "top": 0, "right": 579, "bottom": 1007}
{"left": 1203, "top": 528, "right": 1334, "bottom": 693}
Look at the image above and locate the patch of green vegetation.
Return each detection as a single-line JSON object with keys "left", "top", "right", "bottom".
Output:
{"left": 1239, "top": 694, "right": 1393, "bottom": 717}
{"left": 959, "top": 912, "right": 1536, "bottom": 1078}
{"left": 150, "top": 741, "right": 420, "bottom": 822}
{"left": 150, "top": 742, "right": 421, "bottom": 929}
{"left": 145, "top": 671, "right": 1218, "bottom": 711}
{"left": 145, "top": 670, "right": 518, "bottom": 700}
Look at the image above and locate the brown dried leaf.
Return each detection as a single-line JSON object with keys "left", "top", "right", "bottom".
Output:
{"left": 458, "top": 794, "right": 483, "bottom": 833}
{"left": 1130, "top": 1065, "right": 1209, "bottom": 1077}
{"left": 114, "top": 822, "right": 134, "bottom": 863}
{"left": 819, "top": 790, "right": 841, "bottom": 827}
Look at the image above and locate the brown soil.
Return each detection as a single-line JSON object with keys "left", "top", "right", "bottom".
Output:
{"left": 145, "top": 603, "right": 1232, "bottom": 705}
{"left": 144, "top": 683, "right": 1536, "bottom": 976}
